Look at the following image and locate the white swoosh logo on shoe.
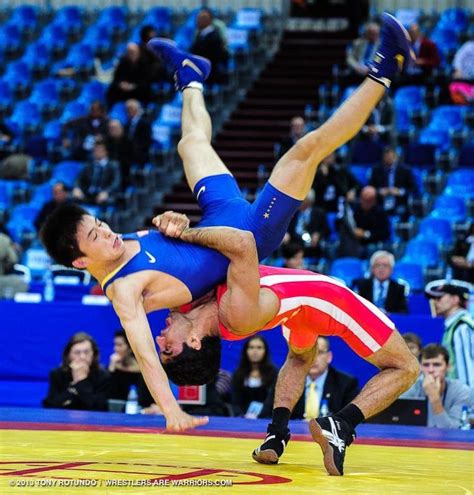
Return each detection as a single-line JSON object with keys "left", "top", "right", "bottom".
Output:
{"left": 196, "top": 185, "right": 206, "bottom": 200}
{"left": 145, "top": 251, "right": 156, "bottom": 264}
{"left": 182, "top": 58, "right": 203, "bottom": 76}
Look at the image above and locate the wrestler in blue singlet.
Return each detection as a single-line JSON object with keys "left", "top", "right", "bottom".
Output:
{"left": 102, "top": 175, "right": 301, "bottom": 299}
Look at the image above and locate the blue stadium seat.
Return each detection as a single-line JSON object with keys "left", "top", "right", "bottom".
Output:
{"left": 38, "top": 23, "right": 68, "bottom": 57}
{"left": 351, "top": 140, "right": 384, "bottom": 165}
{"left": 52, "top": 161, "right": 84, "bottom": 188}
{"left": 444, "top": 168, "right": 474, "bottom": 198}
{"left": 30, "top": 181, "right": 53, "bottom": 208}
{"left": 430, "top": 195, "right": 467, "bottom": 222}
{"left": 7, "top": 101, "right": 41, "bottom": 136}
{"left": 22, "top": 41, "right": 52, "bottom": 77}
{"left": 0, "top": 80, "right": 13, "bottom": 114}
{"left": 78, "top": 81, "right": 107, "bottom": 105}
{"left": 28, "top": 80, "right": 60, "bottom": 116}
{"left": 419, "top": 127, "right": 450, "bottom": 152}
{"left": 394, "top": 85, "right": 426, "bottom": 110}
{"left": 96, "top": 6, "right": 128, "bottom": 37}
{"left": 54, "top": 43, "right": 95, "bottom": 76}
{"left": 437, "top": 8, "right": 469, "bottom": 32}
{"left": 227, "top": 27, "right": 251, "bottom": 53}
{"left": 142, "top": 7, "right": 172, "bottom": 34}
{"left": 418, "top": 217, "right": 453, "bottom": 246}
{"left": 109, "top": 102, "right": 128, "bottom": 125}
{"left": 393, "top": 262, "right": 424, "bottom": 292}
{"left": 350, "top": 165, "right": 370, "bottom": 185}
{"left": 402, "top": 239, "right": 439, "bottom": 268}
{"left": 60, "top": 101, "right": 87, "bottom": 124}
{"left": 395, "top": 9, "right": 420, "bottom": 27}
{"left": 11, "top": 5, "right": 39, "bottom": 36}
{"left": 174, "top": 24, "right": 195, "bottom": 51}
{"left": 428, "top": 105, "right": 467, "bottom": 132}
{"left": 53, "top": 6, "right": 84, "bottom": 36}
{"left": 3, "top": 61, "right": 32, "bottom": 95}
{"left": 330, "top": 257, "right": 364, "bottom": 287}
{"left": 233, "top": 8, "right": 263, "bottom": 32}
{"left": 458, "top": 143, "right": 474, "bottom": 168}
{"left": 430, "top": 28, "right": 458, "bottom": 57}
{"left": 6, "top": 204, "right": 40, "bottom": 243}
{"left": 0, "top": 24, "right": 22, "bottom": 58}
{"left": 82, "top": 25, "right": 114, "bottom": 58}
{"left": 156, "top": 103, "right": 182, "bottom": 129}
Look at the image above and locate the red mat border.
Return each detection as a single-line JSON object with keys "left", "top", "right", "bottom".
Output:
{"left": 1, "top": 421, "right": 472, "bottom": 451}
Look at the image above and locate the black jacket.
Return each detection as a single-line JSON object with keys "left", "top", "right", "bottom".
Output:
{"left": 314, "top": 165, "right": 361, "bottom": 212}
{"left": 259, "top": 366, "right": 359, "bottom": 419}
{"left": 43, "top": 366, "right": 111, "bottom": 411}
{"left": 124, "top": 116, "right": 152, "bottom": 166}
{"left": 354, "top": 277, "right": 408, "bottom": 314}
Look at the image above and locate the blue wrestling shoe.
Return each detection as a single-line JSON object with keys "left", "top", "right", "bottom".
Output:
{"left": 252, "top": 424, "right": 291, "bottom": 465}
{"left": 147, "top": 38, "right": 211, "bottom": 91}
{"left": 368, "top": 12, "right": 416, "bottom": 88}
{"left": 309, "top": 416, "right": 355, "bottom": 476}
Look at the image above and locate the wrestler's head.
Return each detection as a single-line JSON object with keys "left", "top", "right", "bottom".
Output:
{"left": 40, "top": 203, "right": 125, "bottom": 269}
{"left": 156, "top": 301, "right": 221, "bottom": 385}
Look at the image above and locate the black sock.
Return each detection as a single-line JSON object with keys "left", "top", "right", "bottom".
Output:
{"left": 334, "top": 404, "right": 365, "bottom": 432}
{"left": 271, "top": 407, "right": 291, "bottom": 432}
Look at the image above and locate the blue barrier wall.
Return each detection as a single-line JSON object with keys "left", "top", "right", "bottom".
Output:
{"left": 0, "top": 300, "right": 444, "bottom": 407}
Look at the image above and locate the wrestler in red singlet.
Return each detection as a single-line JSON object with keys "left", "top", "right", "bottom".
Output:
{"left": 217, "top": 265, "right": 395, "bottom": 358}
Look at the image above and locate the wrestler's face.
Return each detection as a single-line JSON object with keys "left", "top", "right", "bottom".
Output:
{"left": 73, "top": 215, "right": 125, "bottom": 268}
{"left": 156, "top": 312, "right": 192, "bottom": 363}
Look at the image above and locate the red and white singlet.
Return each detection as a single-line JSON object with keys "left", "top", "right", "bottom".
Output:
{"left": 217, "top": 265, "right": 395, "bottom": 358}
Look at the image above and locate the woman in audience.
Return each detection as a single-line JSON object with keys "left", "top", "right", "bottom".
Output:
{"left": 43, "top": 332, "right": 110, "bottom": 411}
{"left": 231, "top": 336, "right": 278, "bottom": 418}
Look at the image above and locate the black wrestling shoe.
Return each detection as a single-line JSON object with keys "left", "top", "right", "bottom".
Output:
{"left": 308, "top": 416, "right": 355, "bottom": 476}
{"left": 252, "top": 424, "right": 291, "bottom": 464}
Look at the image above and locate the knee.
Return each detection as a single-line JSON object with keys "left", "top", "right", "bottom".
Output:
{"left": 177, "top": 130, "right": 208, "bottom": 157}
{"left": 403, "top": 354, "right": 420, "bottom": 389}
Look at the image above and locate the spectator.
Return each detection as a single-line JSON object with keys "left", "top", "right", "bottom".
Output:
{"left": 124, "top": 99, "right": 152, "bottom": 167}
{"left": 286, "top": 189, "right": 329, "bottom": 258}
{"left": 34, "top": 182, "right": 71, "bottom": 231}
{"left": 0, "top": 224, "right": 25, "bottom": 298}
{"left": 0, "top": 153, "right": 31, "bottom": 180}
{"left": 360, "top": 93, "right": 393, "bottom": 143}
{"left": 105, "top": 119, "right": 128, "bottom": 163}
{"left": 338, "top": 185, "right": 391, "bottom": 258}
{"left": 450, "top": 223, "right": 474, "bottom": 282}
{"left": 346, "top": 22, "right": 380, "bottom": 78}
{"left": 260, "top": 337, "right": 359, "bottom": 420}
{"left": 401, "top": 344, "right": 472, "bottom": 428}
{"left": 108, "top": 330, "right": 152, "bottom": 408}
{"left": 402, "top": 332, "right": 423, "bottom": 361}
{"left": 0, "top": 228, "right": 18, "bottom": 276}
{"left": 425, "top": 280, "right": 474, "bottom": 388}
{"left": 137, "top": 25, "right": 167, "bottom": 82}
{"left": 277, "top": 116, "right": 307, "bottom": 159}
{"left": 369, "top": 146, "right": 418, "bottom": 220}
{"left": 407, "top": 23, "right": 440, "bottom": 77}
{"left": 281, "top": 242, "right": 306, "bottom": 270}
{"left": 449, "top": 41, "right": 474, "bottom": 104}
{"left": 231, "top": 336, "right": 278, "bottom": 418}
{"left": 106, "top": 43, "right": 154, "bottom": 109}
{"left": 0, "top": 120, "right": 13, "bottom": 160}
{"left": 73, "top": 140, "right": 121, "bottom": 205}
{"left": 355, "top": 250, "right": 408, "bottom": 313}
{"left": 62, "top": 101, "right": 108, "bottom": 161}
{"left": 190, "top": 9, "right": 228, "bottom": 85}
{"left": 43, "top": 332, "right": 110, "bottom": 411}
{"left": 313, "top": 152, "right": 360, "bottom": 212}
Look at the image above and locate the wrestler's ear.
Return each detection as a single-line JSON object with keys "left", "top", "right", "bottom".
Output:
{"left": 187, "top": 334, "right": 202, "bottom": 351}
{"left": 72, "top": 256, "right": 89, "bottom": 269}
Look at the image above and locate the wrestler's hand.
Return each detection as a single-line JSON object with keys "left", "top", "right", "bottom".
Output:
{"left": 165, "top": 407, "right": 209, "bottom": 432}
{"left": 152, "top": 211, "right": 190, "bottom": 238}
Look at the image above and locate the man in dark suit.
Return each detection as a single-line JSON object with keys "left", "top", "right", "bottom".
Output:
{"left": 355, "top": 250, "right": 408, "bottom": 313}
{"left": 260, "top": 337, "right": 359, "bottom": 419}
{"left": 72, "top": 140, "right": 121, "bottom": 205}
{"left": 34, "top": 181, "right": 72, "bottom": 231}
{"left": 277, "top": 116, "right": 307, "bottom": 159}
{"left": 369, "top": 146, "right": 418, "bottom": 221}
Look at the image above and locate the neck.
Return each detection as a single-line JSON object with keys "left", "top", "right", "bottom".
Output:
{"left": 87, "top": 250, "right": 129, "bottom": 284}
{"left": 445, "top": 307, "right": 463, "bottom": 319}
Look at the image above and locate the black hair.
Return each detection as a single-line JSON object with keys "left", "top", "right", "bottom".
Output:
{"left": 233, "top": 336, "right": 277, "bottom": 387}
{"left": 162, "top": 336, "right": 221, "bottom": 385}
{"left": 421, "top": 343, "right": 449, "bottom": 364}
{"left": 281, "top": 242, "right": 304, "bottom": 260}
{"left": 39, "top": 203, "right": 89, "bottom": 267}
{"left": 140, "top": 24, "right": 156, "bottom": 43}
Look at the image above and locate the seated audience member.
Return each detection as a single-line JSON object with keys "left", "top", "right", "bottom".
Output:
{"left": 281, "top": 242, "right": 306, "bottom": 270}
{"left": 106, "top": 43, "right": 154, "bottom": 109}
{"left": 346, "top": 22, "right": 380, "bottom": 78}
{"left": 360, "top": 93, "right": 393, "bottom": 143}
{"left": 137, "top": 25, "right": 167, "bottom": 82}
{"left": 450, "top": 223, "right": 474, "bottom": 282}
{"left": 287, "top": 189, "right": 329, "bottom": 258}
{"left": 260, "top": 337, "right": 359, "bottom": 420}
{"left": 338, "top": 185, "right": 391, "bottom": 258}
{"left": 277, "top": 116, "right": 307, "bottom": 159}
{"left": 402, "top": 332, "right": 423, "bottom": 361}
{"left": 449, "top": 41, "right": 474, "bottom": 105}
{"left": 190, "top": 8, "right": 228, "bottom": 85}
{"left": 425, "top": 280, "right": 474, "bottom": 388}
{"left": 354, "top": 250, "right": 408, "bottom": 313}
{"left": 314, "top": 152, "right": 360, "bottom": 212}
{"left": 232, "top": 336, "right": 278, "bottom": 418}
{"left": 105, "top": 119, "right": 128, "bottom": 163}
{"left": 401, "top": 344, "right": 472, "bottom": 428}
{"left": 0, "top": 153, "right": 31, "bottom": 180}
{"left": 406, "top": 23, "right": 440, "bottom": 78}
{"left": 34, "top": 182, "right": 71, "bottom": 231}
{"left": 73, "top": 140, "right": 121, "bottom": 205}
{"left": 124, "top": 99, "right": 152, "bottom": 167}
{"left": 369, "top": 146, "right": 418, "bottom": 220}
{"left": 62, "top": 101, "right": 108, "bottom": 161}
{"left": 43, "top": 332, "right": 110, "bottom": 411}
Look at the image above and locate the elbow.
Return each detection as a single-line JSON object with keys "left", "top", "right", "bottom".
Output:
{"left": 232, "top": 230, "right": 256, "bottom": 255}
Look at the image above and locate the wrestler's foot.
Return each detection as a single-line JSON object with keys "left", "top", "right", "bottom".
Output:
{"left": 309, "top": 416, "right": 355, "bottom": 476}
{"left": 147, "top": 38, "right": 211, "bottom": 91}
{"left": 368, "top": 12, "right": 416, "bottom": 88}
{"left": 252, "top": 424, "right": 290, "bottom": 464}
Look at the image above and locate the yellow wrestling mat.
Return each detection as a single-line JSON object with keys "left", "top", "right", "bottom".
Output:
{"left": 1, "top": 429, "right": 473, "bottom": 495}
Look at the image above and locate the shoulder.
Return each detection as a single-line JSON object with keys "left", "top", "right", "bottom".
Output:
{"left": 447, "top": 379, "right": 472, "bottom": 399}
